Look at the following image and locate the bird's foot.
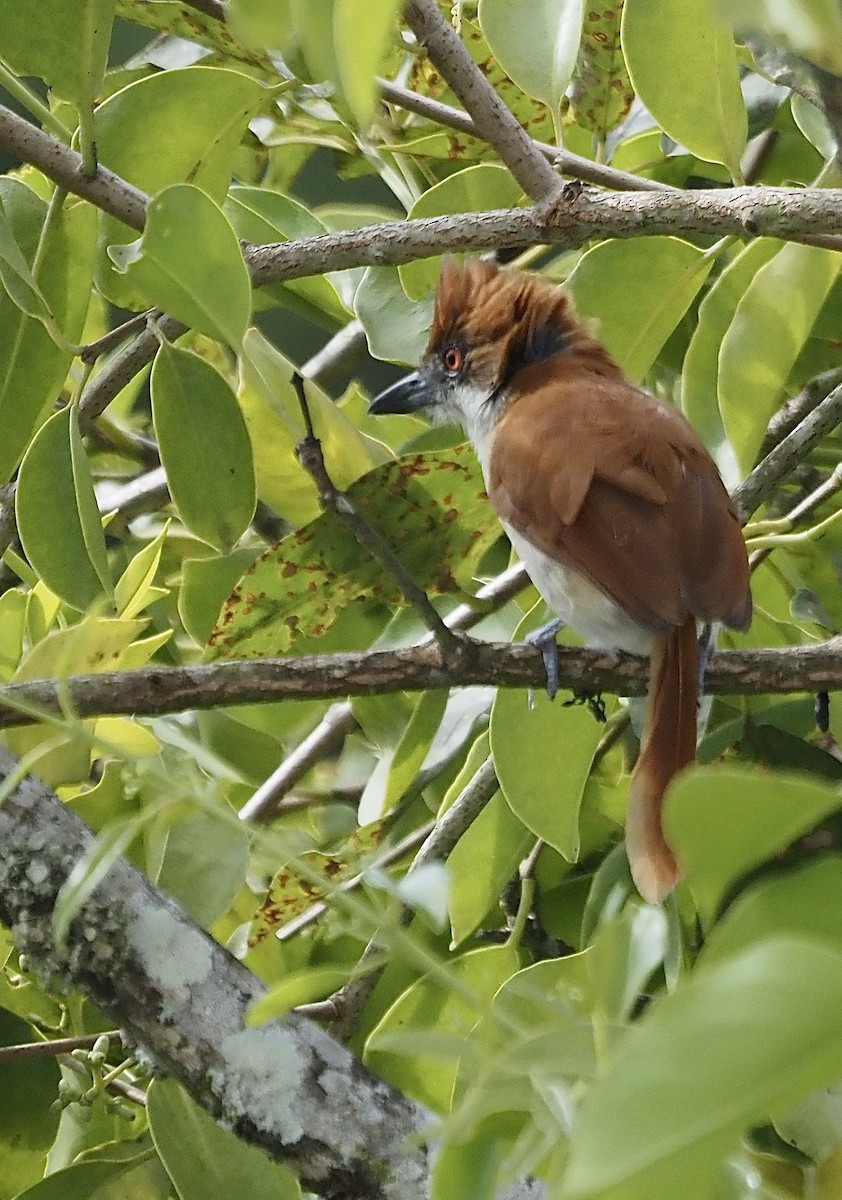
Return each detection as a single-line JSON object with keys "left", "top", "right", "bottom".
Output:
{"left": 525, "top": 617, "right": 565, "bottom": 703}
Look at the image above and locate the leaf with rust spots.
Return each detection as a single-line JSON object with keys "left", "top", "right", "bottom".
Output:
{"left": 569, "top": 1, "right": 635, "bottom": 139}
{"left": 246, "top": 819, "right": 391, "bottom": 945}
{"left": 207, "top": 449, "right": 501, "bottom": 660}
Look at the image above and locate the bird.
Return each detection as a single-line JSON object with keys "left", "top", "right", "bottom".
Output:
{"left": 369, "top": 258, "right": 752, "bottom": 903}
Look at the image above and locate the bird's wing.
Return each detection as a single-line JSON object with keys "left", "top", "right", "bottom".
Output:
{"left": 488, "top": 377, "right": 751, "bottom": 634}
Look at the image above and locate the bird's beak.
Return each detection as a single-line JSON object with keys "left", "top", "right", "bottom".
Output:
{"left": 368, "top": 371, "right": 433, "bottom": 415}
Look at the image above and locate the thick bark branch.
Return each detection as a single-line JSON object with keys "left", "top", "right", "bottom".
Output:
{"left": 0, "top": 750, "right": 430, "bottom": 1197}
{"left": 0, "top": 639, "right": 840, "bottom": 731}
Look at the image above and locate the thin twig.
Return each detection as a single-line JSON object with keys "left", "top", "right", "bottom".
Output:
{"left": 81, "top": 311, "right": 158, "bottom": 365}
{"left": 378, "top": 78, "right": 674, "bottom": 194}
{"left": 0, "top": 1030, "right": 122, "bottom": 1064}
{"left": 734, "top": 382, "right": 842, "bottom": 522}
{"left": 292, "top": 372, "right": 465, "bottom": 655}
{"left": 755, "top": 369, "right": 842, "bottom": 463}
{"left": 749, "top": 463, "right": 842, "bottom": 572}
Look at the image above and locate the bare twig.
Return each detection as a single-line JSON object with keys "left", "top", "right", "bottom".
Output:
{"left": 749, "top": 462, "right": 842, "bottom": 572}
{"left": 292, "top": 372, "right": 464, "bottom": 654}
{"left": 378, "top": 78, "right": 674, "bottom": 194}
{"left": 238, "top": 563, "right": 529, "bottom": 823}
{"left": 734, "top": 382, "right": 842, "bottom": 521}
{"left": 0, "top": 1030, "right": 122, "bottom": 1064}
{"left": 81, "top": 310, "right": 158, "bottom": 365}
{"left": 756, "top": 369, "right": 842, "bottom": 462}
{"left": 404, "top": 0, "right": 562, "bottom": 203}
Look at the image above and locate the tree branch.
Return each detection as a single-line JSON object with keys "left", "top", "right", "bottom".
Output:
{"left": 244, "top": 188, "right": 842, "bottom": 286}
{"left": 0, "top": 639, "right": 840, "bottom": 731}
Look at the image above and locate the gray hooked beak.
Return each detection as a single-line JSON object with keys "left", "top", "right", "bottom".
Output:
{"left": 368, "top": 371, "right": 433, "bottom": 416}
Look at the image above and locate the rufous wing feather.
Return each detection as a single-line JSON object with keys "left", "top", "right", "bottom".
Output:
{"left": 625, "top": 617, "right": 699, "bottom": 903}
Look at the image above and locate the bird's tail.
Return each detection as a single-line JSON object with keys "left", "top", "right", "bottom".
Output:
{"left": 625, "top": 617, "right": 698, "bottom": 903}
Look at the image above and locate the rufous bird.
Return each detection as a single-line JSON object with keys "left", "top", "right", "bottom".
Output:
{"left": 369, "top": 259, "right": 752, "bottom": 903}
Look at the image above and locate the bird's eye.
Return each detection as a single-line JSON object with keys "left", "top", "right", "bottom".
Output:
{"left": 442, "top": 345, "right": 464, "bottom": 374}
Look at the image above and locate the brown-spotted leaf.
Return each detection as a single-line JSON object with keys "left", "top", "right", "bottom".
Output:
{"left": 207, "top": 446, "right": 500, "bottom": 660}
{"left": 569, "top": 1, "right": 634, "bottom": 139}
{"left": 247, "top": 820, "right": 388, "bottom": 946}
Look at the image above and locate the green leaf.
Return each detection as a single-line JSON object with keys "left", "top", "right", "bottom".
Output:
{"left": 681, "top": 239, "right": 780, "bottom": 481}
{"left": 237, "top": 327, "right": 388, "bottom": 524}
{"left": 664, "top": 766, "right": 842, "bottom": 922}
{"left": 148, "top": 1077, "right": 300, "bottom": 1200}
{"left": 621, "top": 0, "right": 747, "bottom": 178}
{"left": 589, "top": 904, "right": 668, "bottom": 1023}
{"left": 0, "top": 182, "right": 97, "bottom": 485}
{"left": 365, "top": 944, "right": 520, "bottom": 1112}
{"left": 0, "top": 196, "right": 51, "bottom": 321}
{"left": 69, "top": 406, "right": 112, "bottom": 598}
{"left": 95, "top": 66, "right": 262, "bottom": 306}
{"left": 381, "top": 690, "right": 449, "bottom": 814}
{"left": 399, "top": 166, "right": 523, "bottom": 301}
{"left": 566, "top": 237, "right": 713, "bottom": 383}
{"left": 11, "top": 1160, "right": 135, "bottom": 1200}
{"left": 479, "top": 0, "right": 584, "bottom": 122}
{"left": 355, "top": 266, "right": 434, "bottom": 365}
{"left": 114, "top": 523, "right": 169, "bottom": 619}
{"left": 0, "top": 0, "right": 113, "bottom": 104}
{"left": 718, "top": 241, "right": 841, "bottom": 474}
{"left": 16, "top": 407, "right": 112, "bottom": 612}
{"left": 157, "top": 808, "right": 250, "bottom": 928}
{"left": 703, "top": 858, "right": 842, "bottom": 968}
{"left": 151, "top": 342, "right": 256, "bottom": 550}
{"left": 490, "top": 681, "right": 603, "bottom": 861}
{"left": 562, "top": 939, "right": 842, "bottom": 1199}
{"left": 448, "top": 788, "right": 533, "bottom": 947}
{"left": 334, "top": 0, "right": 403, "bottom": 124}
{"left": 732, "top": 0, "right": 842, "bottom": 75}
{"left": 207, "top": 447, "right": 500, "bottom": 659}
{"left": 569, "top": 2, "right": 635, "bottom": 139}
{"left": 0, "top": 1009, "right": 59, "bottom": 1197}
{"left": 248, "top": 967, "right": 351, "bottom": 1025}
{"left": 110, "top": 185, "right": 251, "bottom": 349}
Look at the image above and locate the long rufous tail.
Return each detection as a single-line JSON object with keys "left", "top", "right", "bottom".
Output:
{"left": 625, "top": 617, "right": 699, "bottom": 903}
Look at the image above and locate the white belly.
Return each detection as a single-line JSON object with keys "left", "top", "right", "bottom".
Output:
{"left": 502, "top": 521, "right": 653, "bottom": 656}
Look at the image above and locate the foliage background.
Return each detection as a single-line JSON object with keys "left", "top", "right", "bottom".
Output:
{"left": 0, "top": 1, "right": 841, "bottom": 1198}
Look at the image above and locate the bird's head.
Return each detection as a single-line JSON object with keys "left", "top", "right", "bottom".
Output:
{"left": 368, "top": 258, "right": 616, "bottom": 443}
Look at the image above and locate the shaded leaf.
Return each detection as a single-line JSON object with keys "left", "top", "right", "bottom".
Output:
{"left": 148, "top": 1077, "right": 299, "bottom": 1200}
{"left": 479, "top": 0, "right": 584, "bottom": 124}
{"left": 718, "top": 241, "right": 841, "bottom": 474}
{"left": 151, "top": 342, "right": 256, "bottom": 550}
{"left": 0, "top": 0, "right": 113, "bottom": 103}
{"left": 111, "top": 185, "right": 251, "bottom": 349}
{"left": 16, "top": 407, "right": 112, "bottom": 612}
{"left": 334, "top": 0, "right": 403, "bottom": 124}
{"left": 448, "top": 789, "right": 532, "bottom": 946}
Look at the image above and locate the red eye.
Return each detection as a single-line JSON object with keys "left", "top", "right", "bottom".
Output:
{"left": 443, "top": 345, "right": 463, "bottom": 374}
